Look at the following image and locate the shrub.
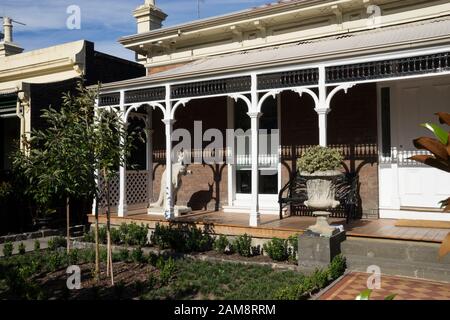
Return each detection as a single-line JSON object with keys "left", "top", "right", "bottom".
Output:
{"left": 328, "top": 254, "right": 346, "bottom": 280}
{"left": 110, "top": 227, "right": 121, "bottom": 245}
{"left": 263, "top": 238, "right": 289, "bottom": 261}
{"left": 69, "top": 248, "right": 79, "bottom": 264}
{"left": 214, "top": 235, "right": 232, "bottom": 254}
{"left": 3, "top": 241, "right": 13, "bottom": 257}
{"left": 48, "top": 236, "right": 66, "bottom": 251}
{"left": 296, "top": 146, "right": 343, "bottom": 174}
{"left": 18, "top": 242, "right": 26, "bottom": 255}
{"left": 287, "top": 234, "right": 299, "bottom": 261}
{"left": 118, "top": 249, "right": 130, "bottom": 262}
{"left": 46, "top": 252, "right": 62, "bottom": 272}
{"left": 233, "top": 234, "right": 253, "bottom": 257}
{"left": 34, "top": 240, "right": 41, "bottom": 251}
{"left": 274, "top": 255, "right": 347, "bottom": 300}
{"left": 158, "top": 257, "right": 176, "bottom": 285}
{"left": 119, "top": 223, "right": 149, "bottom": 246}
{"left": 151, "top": 223, "right": 212, "bottom": 253}
{"left": 131, "top": 247, "right": 145, "bottom": 263}
{"left": 147, "top": 252, "right": 158, "bottom": 267}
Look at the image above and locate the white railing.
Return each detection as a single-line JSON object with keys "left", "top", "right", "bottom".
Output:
{"left": 235, "top": 154, "right": 279, "bottom": 167}
{"left": 379, "top": 147, "right": 431, "bottom": 166}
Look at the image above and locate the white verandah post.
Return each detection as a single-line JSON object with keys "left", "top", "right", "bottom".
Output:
{"left": 248, "top": 73, "right": 261, "bottom": 227}
{"left": 316, "top": 65, "right": 329, "bottom": 147}
{"left": 163, "top": 84, "right": 175, "bottom": 220}
{"left": 146, "top": 108, "right": 154, "bottom": 206}
{"left": 118, "top": 90, "right": 128, "bottom": 217}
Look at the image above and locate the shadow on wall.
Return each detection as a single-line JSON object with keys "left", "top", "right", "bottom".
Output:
{"left": 187, "top": 182, "right": 215, "bottom": 211}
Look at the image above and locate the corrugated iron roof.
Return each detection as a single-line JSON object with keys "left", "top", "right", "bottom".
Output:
{"left": 103, "top": 16, "right": 450, "bottom": 89}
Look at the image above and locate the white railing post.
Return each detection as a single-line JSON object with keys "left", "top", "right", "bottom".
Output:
{"left": 118, "top": 90, "right": 128, "bottom": 217}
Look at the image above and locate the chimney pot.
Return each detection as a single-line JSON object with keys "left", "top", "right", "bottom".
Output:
{"left": 3, "top": 17, "right": 13, "bottom": 42}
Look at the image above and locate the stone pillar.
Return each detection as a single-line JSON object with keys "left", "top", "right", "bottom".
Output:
{"left": 118, "top": 91, "right": 128, "bottom": 217}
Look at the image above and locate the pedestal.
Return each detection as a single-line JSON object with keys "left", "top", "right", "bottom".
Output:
{"left": 307, "top": 211, "right": 338, "bottom": 237}
{"left": 298, "top": 231, "right": 346, "bottom": 274}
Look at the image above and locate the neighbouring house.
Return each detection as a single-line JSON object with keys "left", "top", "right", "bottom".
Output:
{"left": 0, "top": 17, "right": 145, "bottom": 233}
{"left": 95, "top": 0, "right": 450, "bottom": 226}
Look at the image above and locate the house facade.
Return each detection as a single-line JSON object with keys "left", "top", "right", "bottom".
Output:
{"left": 0, "top": 20, "right": 145, "bottom": 233}
{"left": 96, "top": 0, "right": 450, "bottom": 225}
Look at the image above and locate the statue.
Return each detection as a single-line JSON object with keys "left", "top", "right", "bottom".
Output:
{"left": 148, "top": 152, "right": 193, "bottom": 217}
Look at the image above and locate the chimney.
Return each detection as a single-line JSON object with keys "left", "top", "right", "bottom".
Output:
{"left": 0, "top": 17, "right": 24, "bottom": 57}
{"left": 133, "top": 0, "right": 167, "bottom": 34}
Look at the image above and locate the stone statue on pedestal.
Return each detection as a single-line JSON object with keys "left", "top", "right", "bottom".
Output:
{"left": 148, "top": 153, "right": 192, "bottom": 216}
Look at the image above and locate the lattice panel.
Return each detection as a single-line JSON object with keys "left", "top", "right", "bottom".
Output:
{"left": 98, "top": 171, "right": 150, "bottom": 208}
{"left": 126, "top": 171, "right": 150, "bottom": 205}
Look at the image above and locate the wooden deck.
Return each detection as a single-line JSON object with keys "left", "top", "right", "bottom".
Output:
{"left": 88, "top": 209, "right": 450, "bottom": 243}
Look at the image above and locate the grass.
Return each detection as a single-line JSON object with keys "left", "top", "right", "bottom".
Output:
{"left": 142, "top": 259, "right": 304, "bottom": 300}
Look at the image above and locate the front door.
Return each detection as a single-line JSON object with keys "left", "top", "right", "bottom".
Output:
{"left": 389, "top": 76, "right": 450, "bottom": 209}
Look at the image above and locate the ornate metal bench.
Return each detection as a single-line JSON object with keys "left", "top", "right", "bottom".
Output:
{"left": 278, "top": 172, "right": 360, "bottom": 224}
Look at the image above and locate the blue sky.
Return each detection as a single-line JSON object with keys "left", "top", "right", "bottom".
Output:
{"left": 0, "top": 0, "right": 272, "bottom": 61}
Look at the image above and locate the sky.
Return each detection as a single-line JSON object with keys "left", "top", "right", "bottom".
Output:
{"left": 0, "top": 0, "right": 273, "bottom": 61}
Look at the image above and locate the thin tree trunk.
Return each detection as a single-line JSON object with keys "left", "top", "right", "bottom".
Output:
{"left": 105, "top": 170, "right": 114, "bottom": 285}
{"left": 66, "top": 196, "right": 70, "bottom": 254}
{"left": 94, "top": 199, "right": 100, "bottom": 282}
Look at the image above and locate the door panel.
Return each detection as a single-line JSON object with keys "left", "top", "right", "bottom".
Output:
{"left": 394, "top": 77, "right": 450, "bottom": 208}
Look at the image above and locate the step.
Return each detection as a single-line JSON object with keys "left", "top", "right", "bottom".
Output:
{"left": 342, "top": 237, "right": 450, "bottom": 283}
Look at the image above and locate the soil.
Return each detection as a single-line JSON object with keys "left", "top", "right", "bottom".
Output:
{"left": 34, "top": 262, "right": 157, "bottom": 300}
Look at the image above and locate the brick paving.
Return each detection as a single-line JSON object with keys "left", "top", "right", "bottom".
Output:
{"left": 319, "top": 272, "right": 450, "bottom": 300}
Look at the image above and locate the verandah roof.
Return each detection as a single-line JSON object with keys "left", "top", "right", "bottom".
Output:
{"left": 101, "top": 16, "right": 450, "bottom": 91}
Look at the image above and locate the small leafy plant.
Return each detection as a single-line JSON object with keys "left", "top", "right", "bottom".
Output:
{"left": 3, "top": 241, "right": 13, "bottom": 257}
{"left": 18, "top": 242, "right": 26, "bottom": 255}
{"left": 297, "top": 146, "right": 343, "bottom": 174}
{"left": 214, "top": 235, "right": 233, "bottom": 254}
{"left": 263, "top": 238, "right": 289, "bottom": 261}
{"left": 34, "top": 240, "right": 41, "bottom": 251}
{"left": 233, "top": 234, "right": 253, "bottom": 257}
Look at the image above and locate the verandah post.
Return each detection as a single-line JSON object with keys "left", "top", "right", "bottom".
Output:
{"left": 317, "top": 65, "right": 329, "bottom": 147}
{"left": 118, "top": 90, "right": 128, "bottom": 217}
{"left": 248, "top": 73, "right": 261, "bottom": 227}
{"left": 163, "top": 84, "right": 175, "bottom": 220}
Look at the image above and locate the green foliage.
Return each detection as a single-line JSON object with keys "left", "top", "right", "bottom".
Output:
{"left": 233, "top": 234, "right": 253, "bottom": 257}
{"left": 34, "top": 240, "right": 41, "bottom": 251}
{"left": 158, "top": 257, "right": 176, "bottom": 286}
{"left": 131, "top": 247, "right": 145, "bottom": 263}
{"left": 263, "top": 238, "right": 289, "bottom": 261}
{"left": 48, "top": 236, "right": 67, "bottom": 251}
{"left": 118, "top": 249, "right": 130, "bottom": 262}
{"left": 119, "top": 223, "right": 149, "bottom": 246}
{"left": 296, "top": 146, "right": 344, "bottom": 174}
{"left": 421, "top": 123, "right": 449, "bottom": 145}
{"left": 213, "top": 235, "right": 232, "bottom": 254}
{"left": 274, "top": 255, "right": 347, "bottom": 300}
{"left": 328, "top": 254, "right": 346, "bottom": 280}
{"left": 287, "top": 234, "right": 299, "bottom": 262}
{"left": 18, "top": 242, "right": 26, "bottom": 255}
{"left": 0, "top": 181, "right": 12, "bottom": 202}
{"left": 3, "top": 242, "right": 13, "bottom": 257}
{"left": 151, "top": 223, "right": 213, "bottom": 253}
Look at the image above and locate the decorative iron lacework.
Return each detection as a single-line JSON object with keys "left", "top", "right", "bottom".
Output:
{"left": 125, "top": 86, "right": 166, "bottom": 103}
{"left": 326, "top": 52, "right": 450, "bottom": 83}
{"left": 257, "top": 68, "right": 319, "bottom": 90}
{"left": 171, "top": 76, "right": 251, "bottom": 98}
{"left": 98, "top": 92, "right": 120, "bottom": 106}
